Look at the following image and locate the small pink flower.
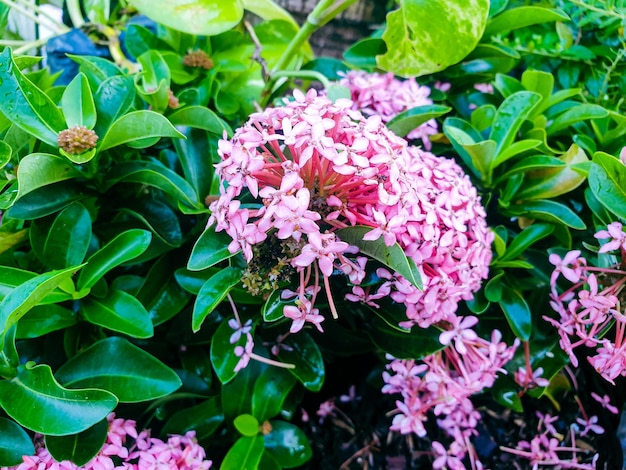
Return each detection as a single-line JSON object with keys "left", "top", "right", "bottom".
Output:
{"left": 591, "top": 392, "right": 619, "bottom": 414}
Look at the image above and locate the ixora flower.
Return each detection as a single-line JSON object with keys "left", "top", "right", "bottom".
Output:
{"left": 209, "top": 88, "right": 493, "bottom": 333}
{"left": 337, "top": 70, "right": 440, "bottom": 150}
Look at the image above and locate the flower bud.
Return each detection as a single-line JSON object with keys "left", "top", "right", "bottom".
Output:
{"left": 183, "top": 49, "right": 214, "bottom": 70}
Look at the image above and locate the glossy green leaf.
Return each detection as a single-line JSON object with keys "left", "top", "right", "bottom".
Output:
{"left": 505, "top": 199, "right": 586, "bottom": 230}
{"left": 0, "top": 229, "right": 28, "bottom": 256}
{"left": 490, "top": 91, "right": 542, "bottom": 158}
{"left": 336, "top": 226, "right": 422, "bottom": 290}
{"left": 252, "top": 366, "right": 296, "bottom": 422}
{"left": 162, "top": 396, "right": 224, "bottom": 440}
{"left": 16, "top": 304, "right": 77, "bottom": 339}
{"left": 70, "top": 55, "right": 124, "bottom": 89}
{"left": 234, "top": 414, "right": 259, "bottom": 437}
{"left": 193, "top": 267, "right": 241, "bottom": 332}
{"left": 484, "top": 271, "right": 504, "bottom": 302}
{"left": 15, "top": 153, "right": 81, "bottom": 200}
{"left": 77, "top": 229, "right": 152, "bottom": 291}
{"left": 105, "top": 160, "right": 200, "bottom": 209}
{"left": 442, "top": 117, "right": 482, "bottom": 177}
{"left": 9, "top": 182, "right": 87, "bottom": 220}
{"left": 262, "top": 289, "right": 290, "bottom": 322}
{"left": 0, "top": 265, "right": 80, "bottom": 343}
{"left": 98, "top": 111, "right": 184, "bottom": 151}
{"left": 386, "top": 104, "right": 451, "bottom": 138}
{"left": 499, "top": 224, "right": 554, "bottom": 262}
{"left": 492, "top": 139, "right": 542, "bottom": 168}
{"left": 81, "top": 289, "right": 154, "bottom": 339}
{"left": 56, "top": 337, "right": 181, "bottom": 402}
{"left": 41, "top": 202, "right": 92, "bottom": 269}
{"left": 0, "top": 140, "right": 11, "bottom": 170}
{"left": 462, "top": 140, "right": 497, "bottom": 182}
{"left": 588, "top": 152, "right": 626, "bottom": 221}
{"left": 484, "top": 6, "right": 569, "bottom": 36}
{"left": 135, "top": 50, "right": 171, "bottom": 114}
{"left": 0, "top": 364, "right": 117, "bottom": 436}
{"left": 265, "top": 421, "right": 312, "bottom": 468}
{"left": 61, "top": 73, "right": 97, "bottom": 129}
{"left": 275, "top": 332, "right": 324, "bottom": 391}
{"left": 497, "top": 155, "right": 565, "bottom": 182}
{"left": 173, "top": 127, "right": 214, "bottom": 203}
{"left": 242, "top": 0, "right": 297, "bottom": 27}
{"left": 94, "top": 75, "right": 136, "bottom": 136}
{"left": 0, "top": 48, "right": 65, "bottom": 146}
{"left": 368, "top": 317, "right": 444, "bottom": 359}
{"left": 547, "top": 104, "right": 609, "bottom": 134}
{"left": 45, "top": 419, "right": 108, "bottom": 466}
{"left": 492, "top": 376, "right": 523, "bottom": 412}
{"left": 221, "top": 360, "right": 261, "bottom": 419}
{"left": 0, "top": 267, "right": 73, "bottom": 305}
{"left": 221, "top": 435, "right": 264, "bottom": 470}
{"left": 0, "top": 417, "right": 35, "bottom": 467}
{"left": 498, "top": 284, "right": 531, "bottom": 340}
{"left": 188, "top": 226, "right": 237, "bottom": 271}
{"left": 515, "top": 144, "right": 588, "bottom": 201}
{"left": 124, "top": 24, "right": 173, "bottom": 59}
{"left": 129, "top": 0, "right": 244, "bottom": 36}
{"left": 378, "top": 0, "right": 489, "bottom": 77}
{"left": 493, "top": 73, "right": 524, "bottom": 98}
{"left": 343, "top": 38, "right": 386, "bottom": 69}
{"left": 169, "top": 105, "right": 232, "bottom": 135}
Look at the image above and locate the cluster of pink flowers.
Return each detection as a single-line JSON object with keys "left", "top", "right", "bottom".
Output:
{"left": 3, "top": 414, "right": 212, "bottom": 470}
{"left": 382, "top": 323, "right": 518, "bottom": 469}
{"left": 212, "top": 88, "right": 493, "bottom": 338}
{"left": 547, "top": 221, "right": 626, "bottom": 384}
{"left": 337, "top": 70, "right": 439, "bottom": 149}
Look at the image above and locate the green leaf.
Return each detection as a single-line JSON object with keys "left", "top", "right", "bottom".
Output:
{"left": 221, "top": 435, "right": 264, "bottom": 470}
{"left": 41, "top": 202, "right": 92, "bottom": 269}
{"left": 211, "top": 317, "right": 254, "bottom": 384}
{"left": 162, "top": 396, "right": 224, "bottom": 440}
{"left": 81, "top": 289, "right": 154, "bottom": 338}
{"left": 188, "top": 226, "right": 237, "bottom": 271}
{"left": 0, "top": 48, "right": 65, "bottom": 146}
{"left": 498, "top": 284, "right": 531, "bottom": 340}
{"left": 234, "top": 414, "right": 259, "bottom": 437}
{"left": 336, "top": 226, "right": 422, "bottom": 290}
{"left": 98, "top": 110, "right": 185, "bottom": 151}
{"left": 588, "top": 152, "right": 626, "bottom": 221}
{"left": 128, "top": 0, "right": 244, "bottom": 36}
{"left": 497, "top": 155, "right": 564, "bottom": 182}
{"left": 547, "top": 104, "right": 609, "bottom": 134}
{"left": 56, "top": 337, "right": 181, "bottom": 402}
{"left": 70, "top": 55, "right": 123, "bottom": 90}
{"left": 484, "top": 6, "right": 569, "bottom": 36}
{"left": 94, "top": 75, "right": 136, "bottom": 137}
{"left": 377, "top": 0, "right": 489, "bottom": 77}
{"left": 490, "top": 91, "right": 542, "bottom": 159}
{"left": 343, "top": 38, "right": 386, "bottom": 69}
{"left": 252, "top": 366, "right": 296, "bottom": 422}
{"left": 499, "top": 223, "right": 554, "bottom": 262}
{"left": 0, "top": 267, "right": 72, "bottom": 305}
{"left": 172, "top": 128, "right": 214, "bottom": 203}
{"left": 264, "top": 421, "right": 312, "bottom": 468}
{"left": 0, "top": 229, "right": 28, "bottom": 256}
{"left": 77, "top": 229, "right": 152, "bottom": 291}
{"left": 275, "top": 332, "right": 324, "bottom": 392}
{"left": 135, "top": 50, "right": 171, "bottom": 114}
{"left": 0, "top": 266, "right": 80, "bottom": 343}
{"left": 17, "top": 304, "right": 77, "bottom": 339}
{"left": 61, "top": 73, "right": 97, "bottom": 129}
{"left": 0, "top": 417, "right": 35, "bottom": 467}
{"left": 242, "top": 0, "right": 297, "bottom": 27}
{"left": 505, "top": 199, "right": 586, "bottom": 230}
{"left": 45, "top": 419, "right": 108, "bottom": 466}
{"left": 169, "top": 105, "right": 232, "bottom": 136}
{"left": 368, "top": 317, "right": 444, "bottom": 359}
{"left": 262, "top": 289, "right": 290, "bottom": 322}
{"left": 15, "top": 153, "right": 81, "bottom": 200}
{"left": 193, "top": 267, "right": 242, "bottom": 332}
{"left": 124, "top": 24, "right": 173, "bottom": 59}
{"left": 515, "top": 144, "right": 589, "bottom": 201}
{"left": 0, "top": 364, "right": 117, "bottom": 436}
{"left": 105, "top": 159, "right": 200, "bottom": 209}
{"left": 493, "top": 73, "right": 524, "bottom": 98}
{"left": 386, "top": 104, "right": 451, "bottom": 138}
{"left": 492, "top": 139, "right": 542, "bottom": 168}
{"left": 0, "top": 140, "right": 11, "bottom": 170}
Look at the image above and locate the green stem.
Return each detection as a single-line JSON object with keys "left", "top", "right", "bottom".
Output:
{"left": 0, "top": 0, "right": 69, "bottom": 34}
{"left": 65, "top": 0, "right": 85, "bottom": 28}
{"left": 10, "top": 0, "right": 69, "bottom": 31}
{"left": 13, "top": 37, "right": 48, "bottom": 55}
{"left": 260, "top": 0, "right": 359, "bottom": 106}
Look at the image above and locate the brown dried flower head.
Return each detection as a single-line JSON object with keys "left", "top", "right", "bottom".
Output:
{"left": 183, "top": 49, "right": 214, "bottom": 70}
{"left": 57, "top": 126, "right": 98, "bottom": 155}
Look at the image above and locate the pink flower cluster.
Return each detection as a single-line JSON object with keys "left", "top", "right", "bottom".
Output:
{"left": 382, "top": 324, "right": 518, "bottom": 468}
{"left": 3, "top": 414, "right": 212, "bottom": 470}
{"left": 547, "top": 221, "right": 626, "bottom": 384}
{"left": 210, "top": 88, "right": 493, "bottom": 336}
{"left": 337, "top": 70, "right": 439, "bottom": 149}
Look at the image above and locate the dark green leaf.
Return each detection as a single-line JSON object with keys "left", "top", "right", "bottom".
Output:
{"left": 387, "top": 104, "right": 451, "bottom": 138}
{"left": 262, "top": 289, "right": 290, "bottom": 322}
{"left": 173, "top": 127, "right": 214, "bottom": 205}
{"left": 490, "top": 91, "right": 542, "bottom": 159}
{"left": 336, "top": 226, "right": 421, "bottom": 290}
{"left": 45, "top": 419, "right": 108, "bottom": 466}
{"left": 211, "top": 317, "right": 254, "bottom": 384}
{"left": 162, "top": 396, "right": 224, "bottom": 440}
{"left": 276, "top": 332, "right": 324, "bottom": 391}
{"left": 81, "top": 289, "right": 154, "bottom": 338}
{"left": 98, "top": 111, "right": 184, "bottom": 151}
{"left": 368, "top": 317, "right": 443, "bottom": 359}
{"left": 252, "top": 366, "right": 296, "bottom": 422}
{"left": 15, "top": 153, "right": 81, "bottom": 200}
{"left": 188, "top": 226, "right": 237, "bottom": 271}
{"left": 70, "top": 55, "right": 123, "bottom": 90}
{"left": 265, "top": 421, "right": 312, "bottom": 468}
{"left": 192, "top": 267, "right": 241, "bottom": 332}
{"left": 505, "top": 199, "right": 586, "bottom": 230}
{"left": 547, "top": 104, "right": 609, "bottom": 134}
{"left": 0, "top": 364, "right": 117, "bottom": 436}
{"left": 220, "top": 435, "right": 264, "bottom": 470}
{"left": 8, "top": 183, "right": 88, "bottom": 220}
{"left": 77, "top": 229, "right": 152, "bottom": 291}
{"left": 41, "top": 202, "right": 92, "bottom": 269}
{"left": 16, "top": 304, "right": 77, "bottom": 339}
{"left": 94, "top": 75, "right": 136, "bottom": 137}
{"left": 588, "top": 152, "right": 626, "bottom": 221}
{"left": 0, "top": 417, "right": 35, "bottom": 467}
{"left": 343, "top": 38, "right": 386, "bottom": 69}
{"left": 499, "top": 284, "right": 531, "bottom": 340}
{"left": 56, "top": 337, "right": 181, "bottom": 402}
{"left": 499, "top": 223, "right": 554, "bottom": 262}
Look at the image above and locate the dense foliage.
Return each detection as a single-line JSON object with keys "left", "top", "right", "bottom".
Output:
{"left": 0, "top": 0, "right": 624, "bottom": 468}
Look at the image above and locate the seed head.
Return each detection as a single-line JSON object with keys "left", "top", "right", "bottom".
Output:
{"left": 183, "top": 49, "right": 214, "bottom": 70}
{"left": 57, "top": 126, "right": 98, "bottom": 155}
